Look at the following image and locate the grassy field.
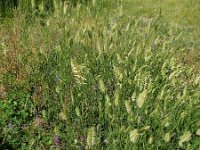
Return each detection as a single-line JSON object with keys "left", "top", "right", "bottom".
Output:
{"left": 0, "top": 0, "right": 200, "bottom": 149}
{"left": 124, "top": 0, "right": 200, "bottom": 71}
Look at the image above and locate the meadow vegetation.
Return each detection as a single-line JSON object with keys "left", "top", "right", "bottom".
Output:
{"left": 0, "top": 0, "right": 200, "bottom": 149}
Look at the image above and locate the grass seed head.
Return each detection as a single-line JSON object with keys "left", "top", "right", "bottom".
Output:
{"left": 136, "top": 89, "right": 147, "bottom": 108}
{"left": 131, "top": 92, "right": 136, "bottom": 101}
{"left": 75, "top": 107, "right": 81, "bottom": 117}
{"left": 196, "top": 129, "right": 200, "bottom": 136}
{"left": 31, "top": 0, "right": 35, "bottom": 10}
{"left": 130, "top": 129, "right": 139, "bottom": 143}
{"left": 194, "top": 75, "right": 200, "bottom": 85}
{"left": 178, "top": 132, "right": 192, "bottom": 147}
{"left": 125, "top": 100, "right": 132, "bottom": 114}
{"left": 99, "top": 79, "right": 106, "bottom": 93}
{"left": 163, "top": 132, "right": 171, "bottom": 142}
{"left": 87, "top": 127, "right": 96, "bottom": 148}
{"left": 148, "top": 135, "right": 153, "bottom": 144}
{"left": 114, "top": 90, "right": 119, "bottom": 106}
{"left": 63, "top": 1, "right": 69, "bottom": 14}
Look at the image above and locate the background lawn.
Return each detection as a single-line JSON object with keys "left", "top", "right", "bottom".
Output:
{"left": 123, "top": 0, "right": 200, "bottom": 71}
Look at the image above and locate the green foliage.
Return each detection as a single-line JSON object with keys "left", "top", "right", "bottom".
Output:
{"left": 0, "top": 1, "right": 200, "bottom": 149}
{"left": 0, "top": 0, "right": 93, "bottom": 18}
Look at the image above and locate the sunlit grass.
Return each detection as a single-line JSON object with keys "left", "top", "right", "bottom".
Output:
{"left": 0, "top": 1, "right": 200, "bottom": 149}
{"left": 124, "top": 0, "right": 200, "bottom": 71}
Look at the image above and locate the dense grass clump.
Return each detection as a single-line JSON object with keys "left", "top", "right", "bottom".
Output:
{"left": 0, "top": 1, "right": 200, "bottom": 149}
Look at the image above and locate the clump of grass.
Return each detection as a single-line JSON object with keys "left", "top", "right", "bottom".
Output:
{"left": 0, "top": 1, "right": 200, "bottom": 149}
